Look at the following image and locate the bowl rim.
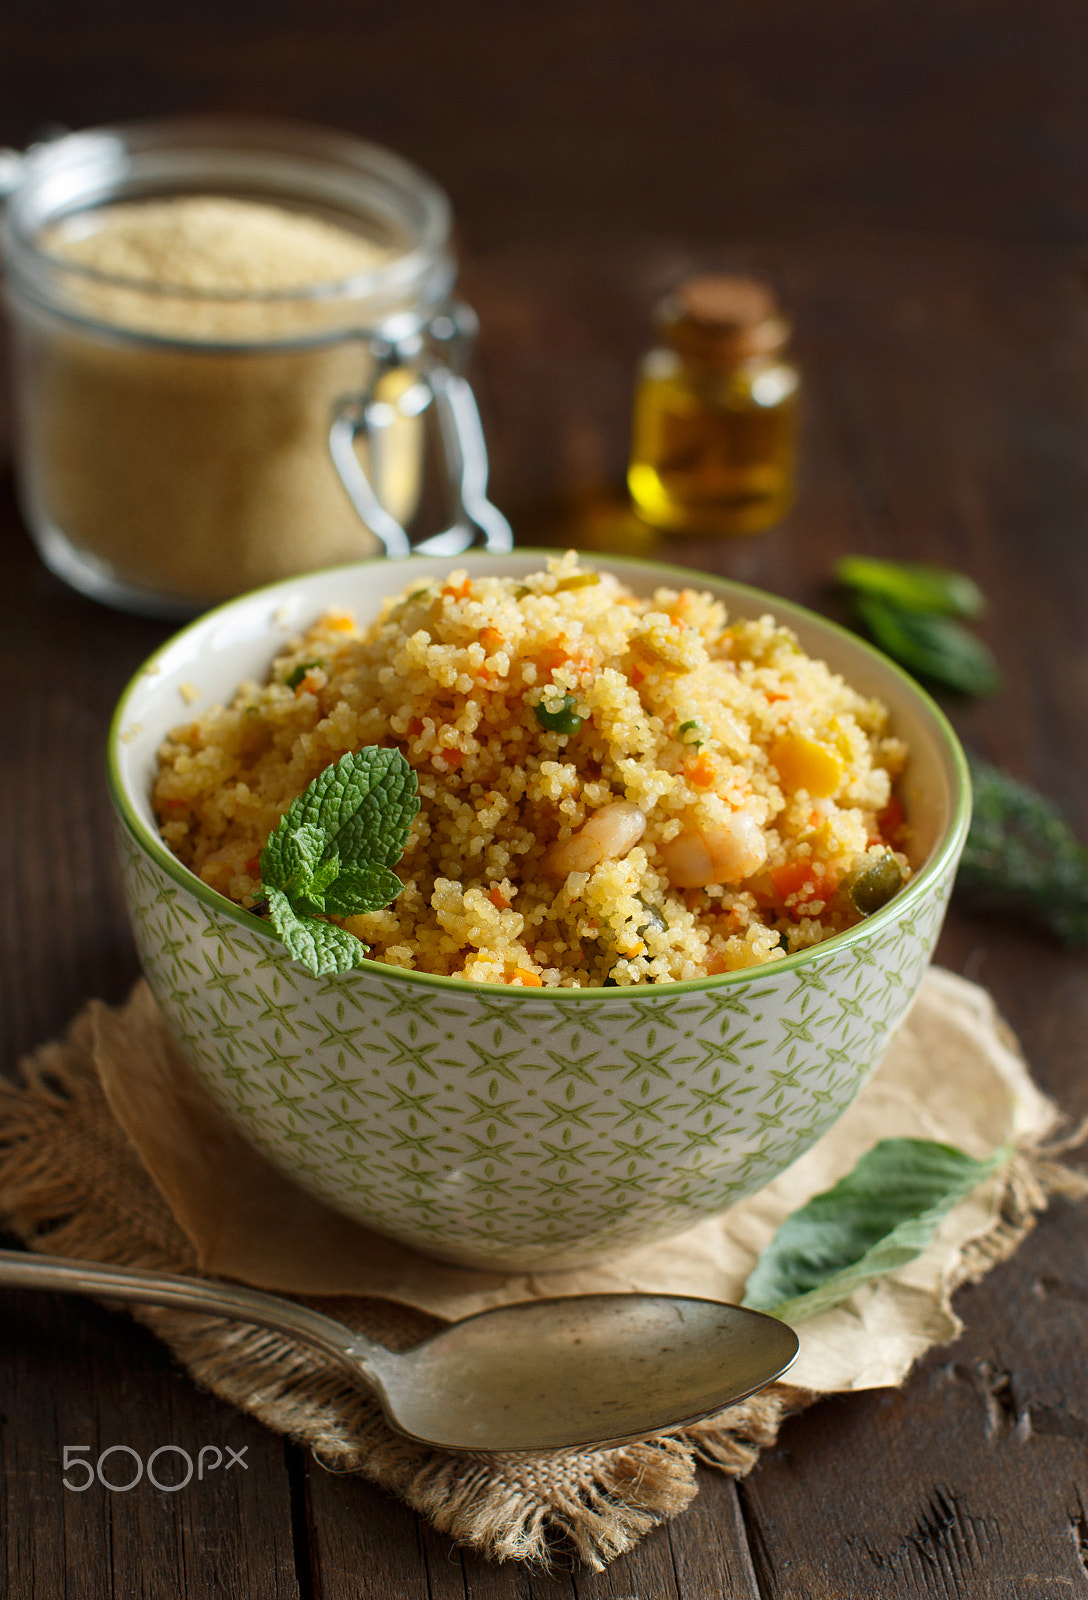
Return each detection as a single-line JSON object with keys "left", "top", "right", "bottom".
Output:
{"left": 107, "top": 548, "right": 972, "bottom": 1002}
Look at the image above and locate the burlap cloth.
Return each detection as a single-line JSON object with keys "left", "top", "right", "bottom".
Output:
{"left": 1, "top": 966, "right": 1083, "bottom": 1569}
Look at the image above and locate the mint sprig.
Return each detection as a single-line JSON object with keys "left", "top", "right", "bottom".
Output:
{"left": 837, "top": 554, "right": 1000, "bottom": 697}
{"left": 259, "top": 747, "right": 419, "bottom": 975}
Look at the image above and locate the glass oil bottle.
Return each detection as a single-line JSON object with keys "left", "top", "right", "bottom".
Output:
{"left": 628, "top": 275, "right": 799, "bottom": 536}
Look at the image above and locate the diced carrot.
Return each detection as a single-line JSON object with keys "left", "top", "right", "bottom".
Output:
{"left": 161, "top": 797, "right": 189, "bottom": 813}
{"left": 630, "top": 665, "right": 646, "bottom": 686}
{"left": 685, "top": 752, "right": 717, "bottom": 789}
{"left": 507, "top": 968, "right": 543, "bottom": 987}
{"left": 489, "top": 885, "right": 510, "bottom": 911}
{"left": 406, "top": 717, "right": 424, "bottom": 737}
{"left": 770, "top": 861, "right": 824, "bottom": 901}
{"left": 765, "top": 690, "right": 789, "bottom": 704}
{"left": 705, "top": 949, "right": 732, "bottom": 974}
{"left": 442, "top": 578, "right": 472, "bottom": 601}
{"left": 480, "top": 627, "right": 505, "bottom": 653}
{"left": 433, "top": 748, "right": 464, "bottom": 769}
{"left": 541, "top": 641, "right": 595, "bottom": 675}
{"left": 244, "top": 855, "right": 261, "bottom": 876}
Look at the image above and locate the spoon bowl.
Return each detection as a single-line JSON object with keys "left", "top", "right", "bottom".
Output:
{"left": 0, "top": 1249, "right": 798, "bottom": 1453}
{"left": 373, "top": 1291, "right": 799, "bottom": 1452}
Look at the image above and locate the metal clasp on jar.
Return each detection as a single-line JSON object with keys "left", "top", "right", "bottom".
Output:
{"left": 329, "top": 302, "right": 513, "bottom": 560}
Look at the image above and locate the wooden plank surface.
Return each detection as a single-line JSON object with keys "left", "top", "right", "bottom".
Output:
{"left": 2, "top": 4, "right": 1088, "bottom": 1595}
{"left": 739, "top": 1199, "right": 1088, "bottom": 1599}
{"left": 0, "top": 1275, "right": 301, "bottom": 1598}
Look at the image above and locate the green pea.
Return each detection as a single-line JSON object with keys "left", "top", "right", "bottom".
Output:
{"left": 534, "top": 694, "right": 584, "bottom": 736}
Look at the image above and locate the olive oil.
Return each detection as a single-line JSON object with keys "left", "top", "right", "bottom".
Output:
{"left": 628, "top": 275, "right": 799, "bottom": 537}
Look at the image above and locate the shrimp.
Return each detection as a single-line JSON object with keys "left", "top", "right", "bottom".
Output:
{"left": 542, "top": 801, "right": 647, "bottom": 879}
{"left": 658, "top": 808, "right": 767, "bottom": 887}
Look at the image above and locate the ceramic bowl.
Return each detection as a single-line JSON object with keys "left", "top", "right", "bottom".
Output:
{"left": 108, "top": 552, "right": 971, "bottom": 1270}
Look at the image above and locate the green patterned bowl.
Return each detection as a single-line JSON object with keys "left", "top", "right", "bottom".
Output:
{"left": 108, "top": 552, "right": 970, "bottom": 1271}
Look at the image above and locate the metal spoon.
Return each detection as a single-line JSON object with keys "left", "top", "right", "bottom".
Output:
{"left": 0, "top": 1248, "right": 797, "bottom": 1453}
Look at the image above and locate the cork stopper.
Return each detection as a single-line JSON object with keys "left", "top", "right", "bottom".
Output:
{"left": 657, "top": 274, "right": 789, "bottom": 362}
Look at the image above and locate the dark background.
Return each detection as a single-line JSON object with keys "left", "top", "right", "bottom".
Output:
{"left": 6, "top": 0, "right": 1088, "bottom": 245}
{"left": 2, "top": 4, "right": 1088, "bottom": 1597}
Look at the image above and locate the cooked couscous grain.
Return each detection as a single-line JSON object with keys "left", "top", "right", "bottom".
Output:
{"left": 153, "top": 556, "right": 911, "bottom": 986}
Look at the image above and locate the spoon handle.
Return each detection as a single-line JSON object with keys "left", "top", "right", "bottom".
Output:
{"left": 0, "top": 1247, "right": 391, "bottom": 1390}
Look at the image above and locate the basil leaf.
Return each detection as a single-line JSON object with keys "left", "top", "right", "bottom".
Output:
{"left": 742, "top": 1137, "right": 1010, "bottom": 1324}
{"left": 837, "top": 555, "right": 986, "bottom": 619}
{"left": 854, "top": 595, "right": 1002, "bottom": 696}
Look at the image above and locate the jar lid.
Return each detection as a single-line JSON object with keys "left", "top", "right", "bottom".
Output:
{"left": 657, "top": 274, "right": 789, "bottom": 361}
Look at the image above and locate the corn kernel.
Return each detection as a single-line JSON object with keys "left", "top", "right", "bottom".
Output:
{"left": 771, "top": 733, "right": 844, "bottom": 798}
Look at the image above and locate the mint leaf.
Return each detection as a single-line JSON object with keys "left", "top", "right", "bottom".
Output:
{"left": 267, "top": 823, "right": 332, "bottom": 903}
{"left": 742, "top": 1137, "right": 1010, "bottom": 1325}
{"left": 322, "top": 863, "right": 408, "bottom": 918}
{"left": 266, "top": 889, "right": 370, "bottom": 976}
{"left": 837, "top": 556, "right": 986, "bottom": 620}
{"left": 270, "top": 747, "right": 419, "bottom": 876}
{"left": 259, "top": 747, "right": 419, "bottom": 976}
{"left": 853, "top": 595, "right": 1002, "bottom": 696}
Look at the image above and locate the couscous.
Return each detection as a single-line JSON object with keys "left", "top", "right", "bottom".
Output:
{"left": 153, "top": 555, "right": 910, "bottom": 986}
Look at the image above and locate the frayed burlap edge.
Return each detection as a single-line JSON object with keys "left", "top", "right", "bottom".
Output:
{"left": 0, "top": 1001, "right": 1081, "bottom": 1570}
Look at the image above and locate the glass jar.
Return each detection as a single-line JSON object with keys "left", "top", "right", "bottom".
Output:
{"left": 628, "top": 274, "right": 799, "bottom": 537}
{"left": 0, "top": 117, "right": 510, "bottom": 616}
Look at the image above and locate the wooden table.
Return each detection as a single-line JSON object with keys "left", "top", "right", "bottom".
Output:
{"left": 3, "top": 5, "right": 1088, "bottom": 1595}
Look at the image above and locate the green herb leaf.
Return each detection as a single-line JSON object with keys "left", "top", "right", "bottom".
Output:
{"left": 853, "top": 595, "right": 1002, "bottom": 696}
{"left": 321, "top": 863, "right": 410, "bottom": 918}
{"left": 742, "top": 1137, "right": 1010, "bottom": 1324}
{"left": 837, "top": 555, "right": 986, "bottom": 619}
{"left": 285, "top": 659, "right": 325, "bottom": 690}
{"left": 259, "top": 747, "right": 419, "bottom": 976}
{"left": 534, "top": 694, "right": 584, "bottom": 736}
{"left": 955, "top": 754, "right": 1088, "bottom": 947}
{"left": 265, "top": 889, "right": 369, "bottom": 976}
{"left": 262, "top": 748, "right": 418, "bottom": 887}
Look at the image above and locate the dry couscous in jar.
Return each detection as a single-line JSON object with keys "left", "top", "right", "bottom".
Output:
{"left": 0, "top": 117, "right": 508, "bottom": 616}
